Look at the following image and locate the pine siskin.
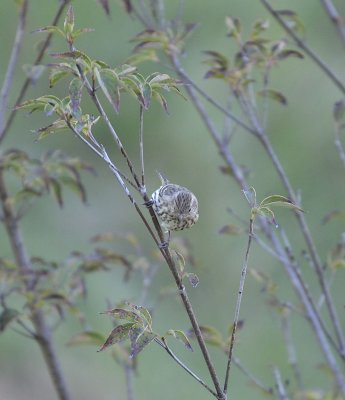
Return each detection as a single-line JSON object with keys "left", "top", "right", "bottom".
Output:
{"left": 150, "top": 173, "right": 199, "bottom": 232}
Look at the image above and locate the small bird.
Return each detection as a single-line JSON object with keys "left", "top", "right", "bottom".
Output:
{"left": 150, "top": 172, "right": 199, "bottom": 233}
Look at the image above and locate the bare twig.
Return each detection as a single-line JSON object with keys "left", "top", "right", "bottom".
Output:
{"left": 139, "top": 105, "right": 145, "bottom": 190}
{"left": 155, "top": 337, "right": 218, "bottom": 398}
{"left": 0, "top": 0, "right": 71, "bottom": 145}
{"left": 273, "top": 367, "right": 289, "bottom": 400}
{"left": 0, "top": 171, "right": 71, "bottom": 400}
{"left": 0, "top": 0, "right": 28, "bottom": 137}
{"left": 124, "top": 365, "right": 135, "bottom": 400}
{"left": 320, "top": 0, "right": 345, "bottom": 49}
{"left": 260, "top": 0, "right": 345, "bottom": 95}
{"left": 223, "top": 217, "right": 253, "bottom": 395}
{"left": 281, "top": 313, "right": 303, "bottom": 390}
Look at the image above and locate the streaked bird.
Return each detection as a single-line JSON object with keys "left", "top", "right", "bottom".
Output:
{"left": 150, "top": 173, "right": 199, "bottom": 232}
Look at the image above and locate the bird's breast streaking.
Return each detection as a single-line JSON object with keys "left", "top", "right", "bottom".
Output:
{"left": 151, "top": 180, "right": 199, "bottom": 232}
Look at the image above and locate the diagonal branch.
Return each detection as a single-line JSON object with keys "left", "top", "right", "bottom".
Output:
{"left": 320, "top": 0, "right": 345, "bottom": 49}
{"left": 0, "top": 0, "right": 28, "bottom": 138}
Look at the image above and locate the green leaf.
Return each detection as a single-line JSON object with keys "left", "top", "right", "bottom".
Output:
{"left": 188, "top": 325, "right": 224, "bottom": 348}
{"left": 69, "top": 78, "right": 84, "bottom": 119}
{"left": 49, "top": 178, "right": 63, "bottom": 207}
{"left": 225, "top": 16, "right": 241, "bottom": 39}
{"left": 98, "top": 323, "right": 136, "bottom": 352}
{"left": 277, "top": 49, "right": 304, "bottom": 60}
{"left": 243, "top": 187, "right": 256, "bottom": 208}
{"left": 129, "top": 326, "right": 156, "bottom": 358}
{"left": 166, "top": 329, "right": 193, "bottom": 351}
{"left": 0, "top": 308, "right": 20, "bottom": 332}
{"left": 257, "top": 89, "right": 287, "bottom": 106}
{"left": 256, "top": 206, "right": 276, "bottom": 225}
{"left": 94, "top": 68, "right": 121, "bottom": 113}
{"left": 67, "top": 331, "right": 105, "bottom": 347}
{"left": 126, "top": 303, "right": 152, "bottom": 328}
{"left": 100, "top": 308, "right": 142, "bottom": 324}
{"left": 51, "top": 51, "right": 92, "bottom": 70}
{"left": 152, "top": 91, "right": 169, "bottom": 113}
{"left": 35, "top": 119, "right": 68, "bottom": 140}
{"left": 64, "top": 5, "right": 75, "bottom": 35}
{"left": 174, "top": 250, "right": 185, "bottom": 273}
{"left": 32, "top": 26, "right": 65, "bottom": 37}
{"left": 260, "top": 195, "right": 304, "bottom": 212}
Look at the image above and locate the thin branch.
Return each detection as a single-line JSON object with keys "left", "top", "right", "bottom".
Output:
{"left": 273, "top": 367, "right": 289, "bottom": 400}
{"left": 0, "top": 0, "right": 28, "bottom": 137}
{"left": 320, "top": 0, "right": 345, "bottom": 49}
{"left": 223, "top": 217, "right": 253, "bottom": 394}
{"left": 334, "top": 126, "right": 345, "bottom": 169}
{"left": 0, "top": 171, "right": 71, "bottom": 400}
{"left": 124, "top": 365, "right": 135, "bottom": 400}
{"left": 233, "top": 357, "right": 273, "bottom": 396}
{"left": 281, "top": 313, "right": 303, "bottom": 390}
{"left": 0, "top": 0, "right": 71, "bottom": 145}
{"left": 260, "top": 0, "right": 345, "bottom": 95}
{"left": 139, "top": 105, "right": 145, "bottom": 190}
{"left": 155, "top": 337, "right": 218, "bottom": 398}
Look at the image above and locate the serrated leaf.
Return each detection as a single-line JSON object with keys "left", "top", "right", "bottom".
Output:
{"left": 186, "top": 273, "right": 199, "bottom": 288}
{"left": 126, "top": 303, "right": 152, "bottom": 327}
{"left": 0, "top": 309, "right": 20, "bottom": 332}
{"left": 166, "top": 329, "right": 193, "bottom": 351}
{"left": 257, "top": 89, "right": 287, "bottom": 106}
{"left": 98, "top": 323, "right": 135, "bottom": 352}
{"left": 94, "top": 68, "right": 121, "bottom": 113}
{"left": 67, "top": 331, "right": 105, "bottom": 347}
{"left": 100, "top": 308, "right": 142, "bottom": 324}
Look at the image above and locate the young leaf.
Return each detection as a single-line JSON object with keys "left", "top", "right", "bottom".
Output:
{"left": 129, "top": 326, "right": 156, "bottom": 358}
{"left": 166, "top": 329, "right": 193, "bottom": 351}
{"left": 98, "top": 323, "right": 135, "bottom": 352}
{"left": 243, "top": 187, "right": 256, "bottom": 208}
{"left": 186, "top": 273, "right": 199, "bottom": 288}
{"left": 69, "top": 78, "right": 84, "bottom": 119}
{"left": 257, "top": 89, "right": 287, "bottom": 106}
{"left": 260, "top": 195, "right": 304, "bottom": 212}
{"left": 94, "top": 68, "right": 121, "bottom": 113}
{"left": 100, "top": 308, "right": 142, "bottom": 324}
{"left": 32, "top": 26, "right": 65, "bottom": 37}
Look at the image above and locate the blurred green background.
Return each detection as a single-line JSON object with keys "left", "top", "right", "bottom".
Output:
{"left": 1, "top": 0, "right": 345, "bottom": 399}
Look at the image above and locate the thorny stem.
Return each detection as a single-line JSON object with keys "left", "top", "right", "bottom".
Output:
{"left": 223, "top": 218, "right": 253, "bottom": 395}
{"left": 0, "top": 0, "right": 71, "bottom": 145}
{"left": 0, "top": 171, "right": 71, "bottom": 400}
{"left": 0, "top": 0, "right": 28, "bottom": 139}
{"left": 155, "top": 337, "right": 218, "bottom": 398}
{"left": 260, "top": 0, "right": 345, "bottom": 95}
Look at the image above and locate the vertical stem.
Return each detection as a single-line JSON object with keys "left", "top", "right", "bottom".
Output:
{"left": 139, "top": 105, "right": 145, "bottom": 190}
{"left": 0, "top": 171, "right": 71, "bottom": 400}
{"left": 273, "top": 367, "right": 289, "bottom": 400}
{"left": 223, "top": 218, "right": 253, "bottom": 394}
